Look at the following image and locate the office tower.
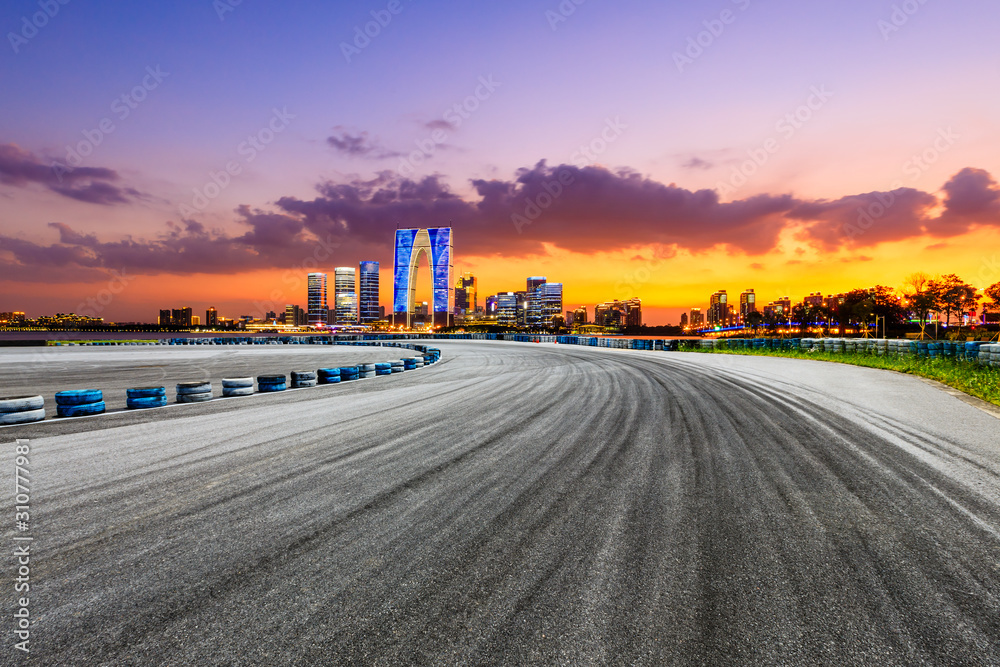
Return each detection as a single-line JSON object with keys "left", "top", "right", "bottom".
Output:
{"left": 334, "top": 267, "right": 358, "bottom": 324}
{"left": 739, "top": 289, "right": 756, "bottom": 324}
{"left": 573, "top": 306, "right": 588, "bottom": 325}
{"left": 690, "top": 308, "right": 704, "bottom": 327}
{"left": 179, "top": 307, "right": 193, "bottom": 327}
{"left": 804, "top": 292, "right": 823, "bottom": 308}
{"left": 359, "top": 261, "right": 380, "bottom": 324}
{"left": 708, "top": 290, "right": 727, "bottom": 326}
{"left": 393, "top": 227, "right": 452, "bottom": 328}
{"left": 454, "top": 272, "right": 477, "bottom": 315}
{"left": 159, "top": 309, "right": 172, "bottom": 326}
{"left": 526, "top": 276, "right": 546, "bottom": 328}
{"left": 307, "top": 273, "right": 328, "bottom": 327}
{"left": 496, "top": 292, "right": 518, "bottom": 326}
{"left": 485, "top": 295, "right": 498, "bottom": 315}
{"left": 192, "top": 315, "right": 201, "bottom": 326}
{"left": 774, "top": 296, "right": 792, "bottom": 315}
{"left": 565, "top": 310, "right": 575, "bottom": 326}
{"left": 680, "top": 312, "right": 688, "bottom": 327}
{"left": 285, "top": 304, "right": 307, "bottom": 326}
{"left": 538, "top": 282, "right": 563, "bottom": 326}
{"left": 594, "top": 298, "right": 641, "bottom": 328}
{"left": 206, "top": 307, "right": 218, "bottom": 326}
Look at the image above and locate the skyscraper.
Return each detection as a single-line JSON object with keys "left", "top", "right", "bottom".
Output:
{"left": 206, "top": 307, "right": 218, "bottom": 327}
{"left": 285, "top": 304, "right": 307, "bottom": 326}
{"left": 334, "top": 267, "right": 358, "bottom": 325}
{"left": 307, "top": 273, "right": 328, "bottom": 327}
{"left": 393, "top": 227, "right": 453, "bottom": 327}
{"left": 496, "top": 292, "right": 517, "bottom": 327}
{"left": 454, "top": 272, "right": 477, "bottom": 315}
{"left": 538, "top": 282, "right": 563, "bottom": 326}
{"left": 526, "top": 276, "right": 546, "bottom": 328}
{"left": 690, "top": 308, "right": 704, "bottom": 327}
{"left": 359, "top": 261, "right": 380, "bottom": 324}
{"left": 739, "top": 289, "right": 756, "bottom": 324}
{"left": 709, "top": 290, "right": 727, "bottom": 326}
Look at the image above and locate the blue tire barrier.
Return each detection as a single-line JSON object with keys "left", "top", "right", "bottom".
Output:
{"left": 222, "top": 386, "right": 254, "bottom": 397}
{"left": 127, "top": 387, "right": 166, "bottom": 399}
{"left": 177, "top": 392, "right": 212, "bottom": 403}
{"left": 339, "top": 367, "right": 360, "bottom": 382}
{"left": 317, "top": 368, "right": 342, "bottom": 384}
{"left": 176, "top": 382, "right": 212, "bottom": 395}
{"left": 127, "top": 395, "right": 167, "bottom": 409}
{"left": 374, "top": 363, "right": 392, "bottom": 376}
{"left": 402, "top": 359, "right": 417, "bottom": 370}
{"left": 0, "top": 395, "right": 45, "bottom": 413}
{"left": 257, "top": 375, "right": 287, "bottom": 392}
{"left": 0, "top": 407, "right": 46, "bottom": 425}
{"left": 55, "top": 389, "right": 104, "bottom": 406}
{"left": 222, "top": 377, "right": 254, "bottom": 389}
{"left": 57, "top": 400, "right": 106, "bottom": 418}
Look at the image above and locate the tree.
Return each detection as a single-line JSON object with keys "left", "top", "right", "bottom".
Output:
{"left": 930, "top": 274, "right": 979, "bottom": 333}
{"left": 902, "top": 272, "right": 936, "bottom": 339}
{"left": 746, "top": 311, "right": 764, "bottom": 335}
{"left": 985, "top": 281, "right": 1000, "bottom": 314}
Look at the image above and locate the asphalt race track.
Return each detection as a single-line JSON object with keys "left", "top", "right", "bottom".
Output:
{"left": 3, "top": 341, "right": 1000, "bottom": 665}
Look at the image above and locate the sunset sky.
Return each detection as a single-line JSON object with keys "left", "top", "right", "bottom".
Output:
{"left": 2, "top": 0, "right": 1000, "bottom": 324}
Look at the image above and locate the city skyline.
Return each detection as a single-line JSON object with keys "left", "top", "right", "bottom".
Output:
{"left": 3, "top": 2, "right": 1000, "bottom": 325}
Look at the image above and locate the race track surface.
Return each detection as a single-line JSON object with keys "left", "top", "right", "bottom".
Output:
{"left": 3, "top": 341, "right": 999, "bottom": 665}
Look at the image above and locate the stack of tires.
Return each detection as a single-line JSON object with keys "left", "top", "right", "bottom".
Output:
{"left": 257, "top": 375, "right": 286, "bottom": 392}
{"left": 290, "top": 371, "right": 318, "bottom": 388}
{"left": 222, "top": 377, "right": 254, "bottom": 397}
{"left": 318, "top": 368, "right": 342, "bottom": 384}
{"left": 0, "top": 395, "right": 46, "bottom": 425}
{"left": 927, "top": 342, "right": 941, "bottom": 359}
{"left": 374, "top": 363, "right": 392, "bottom": 376}
{"left": 402, "top": 358, "right": 418, "bottom": 371}
{"left": 339, "top": 366, "right": 360, "bottom": 382}
{"left": 56, "top": 389, "right": 105, "bottom": 417}
{"left": 358, "top": 363, "right": 376, "bottom": 379}
{"left": 127, "top": 386, "right": 167, "bottom": 409}
{"left": 965, "top": 341, "right": 982, "bottom": 362}
{"left": 980, "top": 344, "right": 999, "bottom": 368}
{"left": 390, "top": 360, "right": 404, "bottom": 373}
{"left": 176, "top": 382, "right": 212, "bottom": 404}
{"left": 412, "top": 356, "right": 425, "bottom": 368}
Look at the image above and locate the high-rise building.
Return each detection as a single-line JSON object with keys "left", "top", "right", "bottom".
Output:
{"left": 680, "top": 312, "right": 689, "bottom": 327}
{"left": 708, "top": 290, "right": 727, "bottom": 326}
{"left": 393, "top": 227, "right": 452, "bottom": 328}
{"left": 804, "top": 292, "right": 823, "bottom": 308}
{"left": 538, "top": 282, "right": 563, "bottom": 326}
{"left": 159, "top": 309, "right": 172, "bottom": 326}
{"left": 690, "top": 308, "right": 704, "bottom": 327}
{"left": 496, "top": 292, "right": 517, "bottom": 326}
{"left": 525, "top": 276, "right": 546, "bottom": 327}
{"left": 192, "top": 315, "right": 201, "bottom": 326}
{"left": 454, "top": 272, "right": 477, "bottom": 315}
{"left": 307, "top": 273, "right": 328, "bottom": 327}
{"left": 573, "top": 306, "right": 588, "bottom": 325}
{"left": 485, "top": 295, "right": 498, "bottom": 315}
{"left": 285, "top": 304, "right": 307, "bottom": 326}
{"left": 739, "top": 289, "right": 756, "bottom": 324}
{"left": 334, "top": 267, "right": 358, "bottom": 325}
{"left": 206, "top": 307, "right": 218, "bottom": 327}
{"left": 176, "top": 307, "right": 193, "bottom": 327}
{"left": 594, "top": 298, "right": 641, "bottom": 328}
{"left": 359, "top": 261, "right": 380, "bottom": 324}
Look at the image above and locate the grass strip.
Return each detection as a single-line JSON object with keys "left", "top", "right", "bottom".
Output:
{"left": 683, "top": 345, "right": 1000, "bottom": 408}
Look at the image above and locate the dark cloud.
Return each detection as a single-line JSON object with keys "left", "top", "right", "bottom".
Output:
{"left": 326, "top": 129, "right": 402, "bottom": 159}
{"left": 424, "top": 119, "right": 454, "bottom": 131}
{"left": 0, "top": 143, "right": 139, "bottom": 205}
{"left": 4, "top": 164, "right": 1000, "bottom": 280}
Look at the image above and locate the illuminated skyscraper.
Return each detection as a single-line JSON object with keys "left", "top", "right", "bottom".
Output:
{"left": 739, "top": 289, "right": 756, "bottom": 324}
{"left": 709, "top": 290, "right": 728, "bottom": 326}
{"left": 454, "top": 272, "right": 477, "bottom": 315}
{"left": 496, "top": 292, "right": 517, "bottom": 327}
{"left": 307, "top": 273, "right": 328, "bottom": 327}
{"left": 538, "top": 282, "right": 563, "bottom": 326}
{"left": 334, "top": 267, "right": 358, "bottom": 324}
{"left": 393, "top": 227, "right": 452, "bottom": 327}
{"left": 359, "top": 261, "right": 380, "bottom": 324}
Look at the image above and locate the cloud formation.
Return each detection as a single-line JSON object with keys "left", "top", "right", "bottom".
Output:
{"left": 326, "top": 129, "right": 402, "bottom": 159}
{"left": 0, "top": 143, "right": 140, "bottom": 205}
{"left": 3, "top": 163, "right": 1000, "bottom": 281}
